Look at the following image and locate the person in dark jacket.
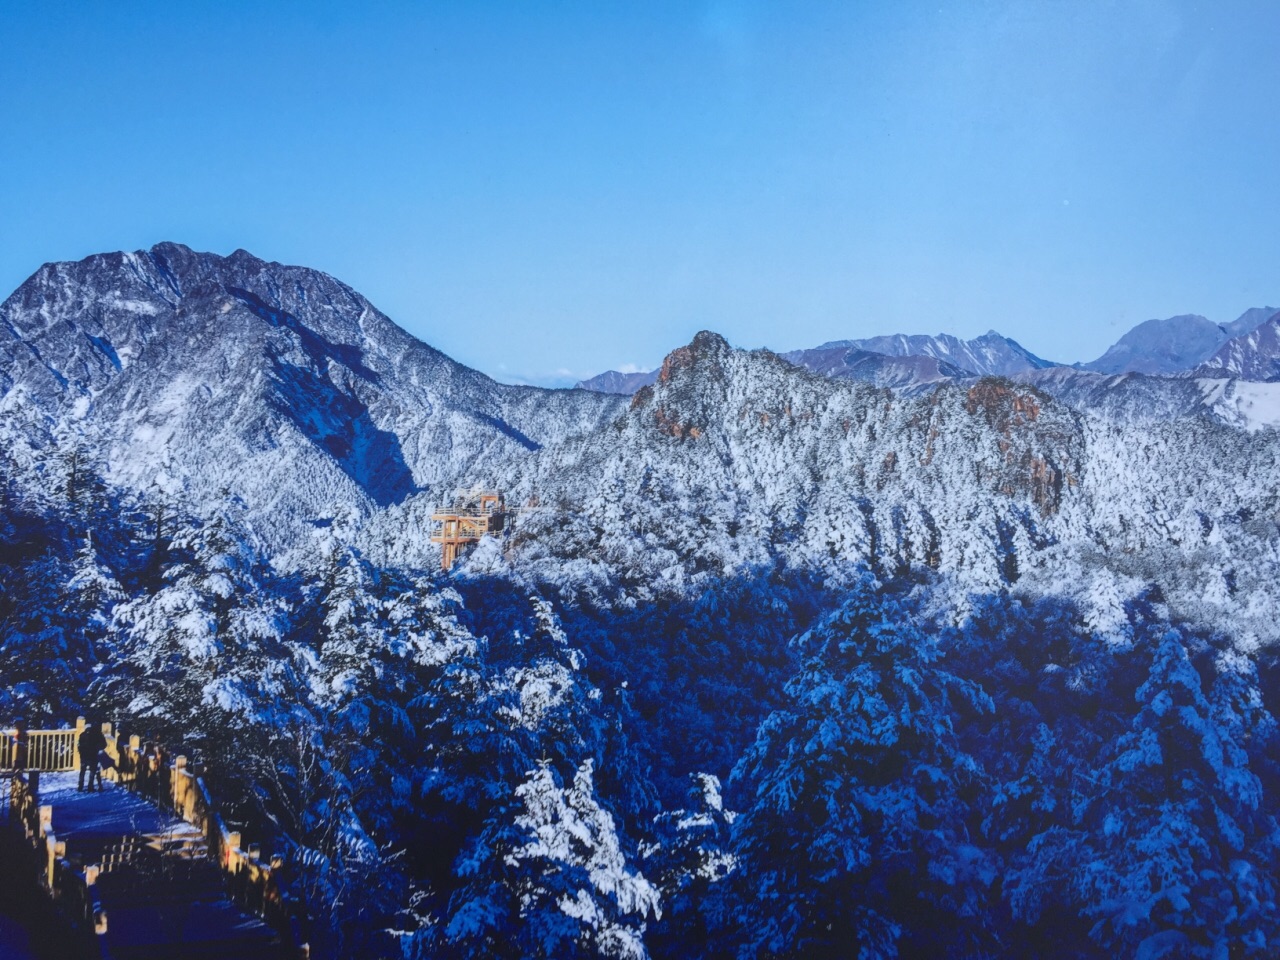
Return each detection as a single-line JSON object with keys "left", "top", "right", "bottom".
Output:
{"left": 11, "top": 717, "right": 28, "bottom": 770}
{"left": 78, "top": 722, "right": 107, "bottom": 792}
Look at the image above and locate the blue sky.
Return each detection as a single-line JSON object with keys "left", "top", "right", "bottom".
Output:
{"left": 2, "top": 2, "right": 1278, "bottom": 385}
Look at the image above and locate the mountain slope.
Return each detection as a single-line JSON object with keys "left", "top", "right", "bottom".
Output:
{"left": 1193, "top": 312, "right": 1280, "bottom": 381}
{"left": 372, "top": 332, "right": 1082, "bottom": 591}
{"left": 575, "top": 369, "right": 658, "bottom": 394}
{"left": 785, "top": 330, "right": 1056, "bottom": 378}
{"left": 1081, "top": 314, "right": 1228, "bottom": 375}
{"left": 0, "top": 243, "right": 625, "bottom": 555}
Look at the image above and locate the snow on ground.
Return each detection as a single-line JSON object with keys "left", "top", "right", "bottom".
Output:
{"left": 36, "top": 772, "right": 201, "bottom": 845}
{"left": 1198, "top": 378, "right": 1280, "bottom": 431}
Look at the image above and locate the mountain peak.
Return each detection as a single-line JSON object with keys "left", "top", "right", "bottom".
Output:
{"left": 691, "top": 330, "right": 730, "bottom": 352}
{"left": 657, "top": 331, "right": 732, "bottom": 384}
{"left": 1082, "top": 314, "right": 1226, "bottom": 375}
{"left": 0, "top": 243, "right": 628, "bottom": 543}
{"left": 1194, "top": 312, "right": 1280, "bottom": 382}
{"left": 784, "top": 329, "right": 1054, "bottom": 381}
{"left": 149, "top": 240, "right": 196, "bottom": 257}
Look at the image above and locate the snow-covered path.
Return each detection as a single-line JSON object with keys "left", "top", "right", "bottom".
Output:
{"left": 22, "top": 773, "right": 283, "bottom": 959}
{"left": 36, "top": 772, "right": 205, "bottom": 852}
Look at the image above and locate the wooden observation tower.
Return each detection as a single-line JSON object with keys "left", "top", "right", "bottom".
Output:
{"left": 430, "top": 490, "right": 509, "bottom": 571}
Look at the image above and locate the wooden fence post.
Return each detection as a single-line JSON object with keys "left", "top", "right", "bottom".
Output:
{"left": 43, "top": 831, "right": 56, "bottom": 890}
{"left": 73, "top": 717, "right": 85, "bottom": 771}
{"left": 173, "top": 756, "right": 188, "bottom": 819}
{"left": 38, "top": 805, "right": 55, "bottom": 891}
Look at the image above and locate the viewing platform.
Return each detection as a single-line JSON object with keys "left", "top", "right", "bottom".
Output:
{"left": 429, "top": 489, "right": 511, "bottom": 570}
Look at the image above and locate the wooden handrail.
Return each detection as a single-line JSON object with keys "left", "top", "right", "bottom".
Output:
{"left": 1, "top": 727, "right": 80, "bottom": 771}
{"left": 6, "top": 719, "right": 310, "bottom": 958}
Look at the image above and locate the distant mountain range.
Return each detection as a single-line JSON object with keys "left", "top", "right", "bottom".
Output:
{"left": 577, "top": 307, "right": 1280, "bottom": 395}
{"left": 4, "top": 243, "right": 1280, "bottom": 589}
{"left": 574, "top": 368, "right": 659, "bottom": 395}
{"left": 787, "top": 330, "right": 1055, "bottom": 378}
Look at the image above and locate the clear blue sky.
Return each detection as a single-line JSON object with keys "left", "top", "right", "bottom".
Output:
{"left": 2, "top": 2, "right": 1278, "bottom": 385}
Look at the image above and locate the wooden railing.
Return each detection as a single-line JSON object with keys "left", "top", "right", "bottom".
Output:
{"left": 7, "top": 770, "right": 105, "bottom": 951}
{"left": 161, "top": 753, "right": 306, "bottom": 949}
{"left": 1, "top": 726, "right": 80, "bottom": 771}
{"left": 5, "top": 719, "right": 310, "bottom": 958}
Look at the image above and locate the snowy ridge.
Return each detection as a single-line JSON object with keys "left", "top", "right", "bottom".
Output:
{"left": 0, "top": 243, "right": 626, "bottom": 560}
{"left": 1194, "top": 312, "right": 1280, "bottom": 382}
{"left": 786, "top": 329, "right": 1056, "bottom": 377}
{"left": 371, "top": 331, "right": 1280, "bottom": 644}
{"left": 1195, "top": 378, "right": 1280, "bottom": 431}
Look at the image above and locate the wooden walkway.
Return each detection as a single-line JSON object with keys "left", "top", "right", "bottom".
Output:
{"left": 33, "top": 772, "right": 282, "bottom": 958}
{"left": 4, "top": 756, "right": 305, "bottom": 959}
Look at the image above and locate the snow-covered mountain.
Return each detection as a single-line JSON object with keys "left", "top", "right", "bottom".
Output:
{"left": 575, "top": 368, "right": 659, "bottom": 394}
{"left": 579, "top": 310, "right": 1280, "bottom": 400}
{"left": 1075, "top": 307, "right": 1277, "bottom": 376}
{"left": 0, "top": 243, "right": 625, "bottom": 556}
{"left": 1194, "top": 311, "right": 1280, "bottom": 381}
{"left": 1080, "top": 314, "right": 1227, "bottom": 375}
{"left": 1223, "top": 304, "right": 1279, "bottom": 338}
{"left": 784, "top": 330, "right": 1056, "bottom": 378}
{"left": 361, "top": 331, "right": 1280, "bottom": 642}
{"left": 5, "top": 247, "right": 1280, "bottom": 958}
{"left": 998, "top": 365, "right": 1280, "bottom": 430}
{"left": 3, "top": 245, "right": 1278, "bottom": 630}
{"left": 578, "top": 330, "right": 1052, "bottom": 397}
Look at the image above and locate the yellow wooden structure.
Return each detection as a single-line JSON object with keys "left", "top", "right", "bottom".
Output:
{"left": 430, "top": 491, "right": 508, "bottom": 570}
{"left": 5, "top": 718, "right": 309, "bottom": 957}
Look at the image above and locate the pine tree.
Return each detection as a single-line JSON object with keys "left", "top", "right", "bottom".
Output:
{"left": 1067, "top": 631, "right": 1280, "bottom": 958}
{"left": 727, "top": 577, "right": 995, "bottom": 958}
{"left": 100, "top": 502, "right": 287, "bottom": 748}
{"left": 431, "top": 758, "right": 661, "bottom": 960}
{"left": 646, "top": 773, "right": 737, "bottom": 956}
{"left": 64, "top": 534, "right": 124, "bottom": 660}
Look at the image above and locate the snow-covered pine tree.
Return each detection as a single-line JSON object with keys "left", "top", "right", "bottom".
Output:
{"left": 64, "top": 533, "right": 124, "bottom": 660}
{"left": 430, "top": 758, "right": 661, "bottom": 960}
{"left": 727, "top": 576, "right": 995, "bottom": 959}
{"left": 100, "top": 500, "right": 288, "bottom": 748}
{"left": 645, "top": 773, "right": 737, "bottom": 956}
{"left": 1068, "top": 630, "right": 1280, "bottom": 958}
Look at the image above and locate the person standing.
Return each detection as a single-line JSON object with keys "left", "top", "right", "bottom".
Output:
{"left": 11, "top": 717, "right": 28, "bottom": 770}
{"left": 78, "top": 722, "right": 107, "bottom": 792}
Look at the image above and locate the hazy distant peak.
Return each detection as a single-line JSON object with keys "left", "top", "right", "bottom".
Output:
{"left": 1224, "top": 305, "right": 1280, "bottom": 338}
{"left": 1081, "top": 314, "right": 1228, "bottom": 375}
{"left": 789, "top": 330, "right": 1054, "bottom": 378}
{"left": 576, "top": 368, "right": 660, "bottom": 395}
